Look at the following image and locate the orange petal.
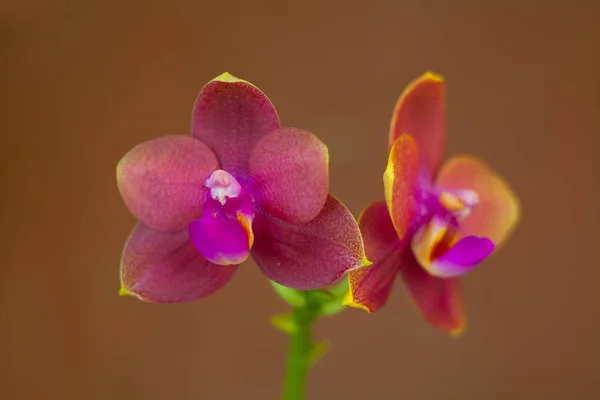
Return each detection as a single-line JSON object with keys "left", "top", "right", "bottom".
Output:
{"left": 384, "top": 134, "right": 420, "bottom": 240}
{"left": 389, "top": 72, "right": 445, "bottom": 177}
{"left": 435, "top": 155, "right": 520, "bottom": 245}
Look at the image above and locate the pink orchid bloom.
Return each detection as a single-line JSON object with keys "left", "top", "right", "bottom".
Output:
{"left": 345, "top": 72, "right": 520, "bottom": 334}
{"left": 117, "top": 73, "right": 365, "bottom": 303}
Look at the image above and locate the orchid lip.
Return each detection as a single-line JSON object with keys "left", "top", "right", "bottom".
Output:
{"left": 190, "top": 169, "right": 255, "bottom": 265}
{"left": 411, "top": 214, "right": 494, "bottom": 278}
{"left": 410, "top": 185, "right": 488, "bottom": 277}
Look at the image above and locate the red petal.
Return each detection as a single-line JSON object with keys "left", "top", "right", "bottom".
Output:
{"left": 251, "top": 195, "right": 364, "bottom": 290}
{"left": 191, "top": 72, "right": 280, "bottom": 175}
{"left": 346, "top": 202, "right": 403, "bottom": 312}
{"left": 399, "top": 254, "right": 466, "bottom": 335}
{"left": 249, "top": 128, "right": 329, "bottom": 224}
{"left": 120, "top": 223, "right": 237, "bottom": 303}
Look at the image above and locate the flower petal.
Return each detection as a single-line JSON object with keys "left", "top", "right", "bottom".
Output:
{"left": 248, "top": 127, "right": 329, "bottom": 224}
{"left": 389, "top": 72, "right": 445, "bottom": 177}
{"left": 431, "top": 236, "right": 495, "bottom": 277}
{"left": 399, "top": 254, "right": 466, "bottom": 335}
{"left": 435, "top": 155, "right": 520, "bottom": 245}
{"left": 412, "top": 216, "right": 495, "bottom": 278}
{"left": 120, "top": 223, "right": 237, "bottom": 303}
{"left": 346, "top": 202, "right": 403, "bottom": 312}
{"left": 117, "top": 135, "right": 219, "bottom": 231}
{"left": 384, "top": 134, "right": 420, "bottom": 239}
{"left": 189, "top": 217, "right": 251, "bottom": 266}
{"left": 191, "top": 72, "right": 280, "bottom": 175}
{"left": 359, "top": 202, "right": 402, "bottom": 263}
{"left": 251, "top": 195, "right": 365, "bottom": 290}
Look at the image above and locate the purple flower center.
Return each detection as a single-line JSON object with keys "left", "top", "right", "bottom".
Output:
{"left": 410, "top": 185, "right": 493, "bottom": 278}
{"left": 414, "top": 186, "right": 480, "bottom": 230}
{"left": 188, "top": 170, "right": 255, "bottom": 265}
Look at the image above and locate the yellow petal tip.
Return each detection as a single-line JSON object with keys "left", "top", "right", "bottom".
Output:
{"left": 362, "top": 255, "right": 373, "bottom": 267}
{"left": 116, "top": 160, "right": 123, "bottom": 182}
{"left": 421, "top": 71, "right": 444, "bottom": 83}
{"left": 342, "top": 291, "right": 371, "bottom": 313}
{"left": 449, "top": 324, "right": 466, "bottom": 337}
{"left": 212, "top": 72, "right": 245, "bottom": 83}
{"left": 119, "top": 285, "right": 134, "bottom": 297}
{"left": 447, "top": 316, "right": 467, "bottom": 337}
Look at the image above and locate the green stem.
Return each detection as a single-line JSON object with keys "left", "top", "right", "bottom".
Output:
{"left": 282, "top": 301, "right": 318, "bottom": 400}
{"left": 272, "top": 282, "right": 347, "bottom": 400}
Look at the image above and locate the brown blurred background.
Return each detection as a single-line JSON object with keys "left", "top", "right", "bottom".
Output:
{"left": 1, "top": 1, "right": 599, "bottom": 399}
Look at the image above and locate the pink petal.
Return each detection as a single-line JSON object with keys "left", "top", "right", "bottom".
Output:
{"left": 251, "top": 195, "right": 365, "bottom": 290}
{"left": 120, "top": 223, "right": 237, "bottom": 303}
{"left": 435, "top": 155, "right": 521, "bottom": 245}
{"left": 191, "top": 72, "right": 280, "bottom": 175}
{"left": 384, "top": 134, "right": 420, "bottom": 239}
{"left": 248, "top": 128, "right": 329, "bottom": 224}
{"left": 389, "top": 72, "right": 445, "bottom": 177}
{"left": 117, "top": 135, "right": 219, "bottom": 231}
{"left": 346, "top": 202, "right": 403, "bottom": 312}
{"left": 399, "top": 254, "right": 466, "bottom": 335}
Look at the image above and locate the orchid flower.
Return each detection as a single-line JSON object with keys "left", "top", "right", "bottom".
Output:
{"left": 345, "top": 72, "right": 520, "bottom": 334}
{"left": 117, "top": 72, "right": 365, "bottom": 303}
